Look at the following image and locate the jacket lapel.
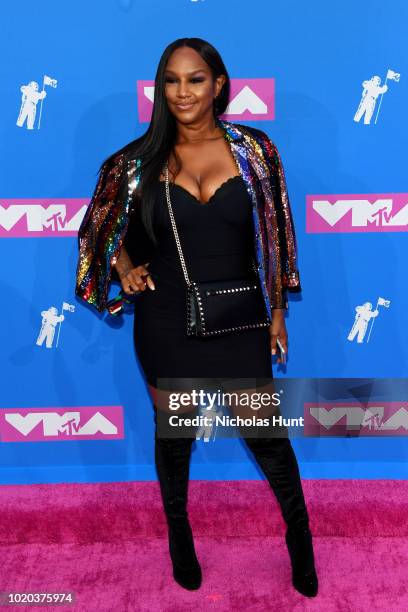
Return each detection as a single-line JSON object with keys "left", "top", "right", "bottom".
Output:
{"left": 217, "top": 118, "right": 272, "bottom": 318}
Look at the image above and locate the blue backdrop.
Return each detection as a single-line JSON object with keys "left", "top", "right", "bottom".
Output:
{"left": 1, "top": 0, "right": 406, "bottom": 483}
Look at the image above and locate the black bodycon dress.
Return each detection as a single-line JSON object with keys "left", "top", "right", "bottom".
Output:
{"left": 130, "top": 176, "right": 273, "bottom": 392}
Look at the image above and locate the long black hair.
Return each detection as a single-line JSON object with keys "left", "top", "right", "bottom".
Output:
{"left": 101, "top": 37, "right": 230, "bottom": 246}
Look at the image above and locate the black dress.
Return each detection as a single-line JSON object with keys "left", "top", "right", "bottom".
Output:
{"left": 129, "top": 176, "right": 273, "bottom": 390}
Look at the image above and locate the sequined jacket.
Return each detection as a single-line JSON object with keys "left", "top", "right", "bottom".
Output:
{"left": 75, "top": 118, "right": 301, "bottom": 317}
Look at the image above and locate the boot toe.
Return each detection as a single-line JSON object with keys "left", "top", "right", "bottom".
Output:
{"left": 285, "top": 527, "right": 318, "bottom": 597}
{"left": 173, "top": 563, "right": 202, "bottom": 590}
{"left": 292, "top": 569, "right": 319, "bottom": 597}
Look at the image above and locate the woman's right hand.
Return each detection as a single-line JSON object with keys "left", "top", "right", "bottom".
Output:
{"left": 118, "top": 262, "right": 156, "bottom": 295}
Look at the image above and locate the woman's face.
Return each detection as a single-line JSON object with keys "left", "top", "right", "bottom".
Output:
{"left": 163, "top": 46, "right": 225, "bottom": 124}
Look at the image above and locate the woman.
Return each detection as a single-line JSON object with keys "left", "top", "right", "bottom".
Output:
{"left": 75, "top": 38, "right": 318, "bottom": 597}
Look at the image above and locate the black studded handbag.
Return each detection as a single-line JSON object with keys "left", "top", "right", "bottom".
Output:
{"left": 163, "top": 164, "right": 271, "bottom": 338}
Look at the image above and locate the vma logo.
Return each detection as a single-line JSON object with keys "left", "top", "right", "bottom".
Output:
{"left": 0, "top": 199, "right": 88, "bottom": 237}
{"left": 0, "top": 406, "right": 124, "bottom": 442}
{"left": 306, "top": 193, "right": 408, "bottom": 233}
{"left": 137, "top": 78, "right": 275, "bottom": 122}
{"left": 304, "top": 403, "right": 408, "bottom": 436}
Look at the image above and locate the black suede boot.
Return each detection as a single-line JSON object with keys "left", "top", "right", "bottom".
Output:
{"left": 154, "top": 429, "right": 202, "bottom": 590}
{"left": 243, "top": 436, "right": 318, "bottom": 597}
{"left": 285, "top": 525, "right": 318, "bottom": 597}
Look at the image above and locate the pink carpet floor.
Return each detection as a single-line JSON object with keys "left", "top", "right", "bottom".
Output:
{"left": 1, "top": 479, "right": 408, "bottom": 611}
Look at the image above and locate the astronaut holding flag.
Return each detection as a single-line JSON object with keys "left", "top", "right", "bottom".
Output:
{"left": 353, "top": 69, "right": 400, "bottom": 125}
{"left": 36, "top": 306, "right": 65, "bottom": 349}
{"left": 36, "top": 301, "right": 75, "bottom": 349}
{"left": 353, "top": 76, "right": 388, "bottom": 125}
{"left": 347, "top": 297, "right": 391, "bottom": 344}
{"left": 16, "top": 74, "right": 58, "bottom": 130}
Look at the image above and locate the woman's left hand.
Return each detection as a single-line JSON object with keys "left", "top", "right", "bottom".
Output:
{"left": 269, "top": 309, "right": 288, "bottom": 363}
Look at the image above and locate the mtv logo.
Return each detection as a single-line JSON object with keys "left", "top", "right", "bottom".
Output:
{"left": 304, "top": 402, "right": 408, "bottom": 436}
{"left": 306, "top": 193, "right": 408, "bottom": 233}
{"left": 0, "top": 199, "right": 89, "bottom": 237}
{"left": 137, "top": 78, "right": 275, "bottom": 123}
{"left": 0, "top": 406, "right": 124, "bottom": 441}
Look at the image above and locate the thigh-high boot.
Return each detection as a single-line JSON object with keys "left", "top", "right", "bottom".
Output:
{"left": 243, "top": 436, "right": 318, "bottom": 597}
{"left": 154, "top": 414, "right": 202, "bottom": 590}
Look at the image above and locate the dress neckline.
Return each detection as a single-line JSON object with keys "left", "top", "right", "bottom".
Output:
{"left": 158, "top": 175, "right": 244, "bottom": 206}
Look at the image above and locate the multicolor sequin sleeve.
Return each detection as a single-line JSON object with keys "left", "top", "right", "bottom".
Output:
{"left": 75, "top": 153, "right": 133, "bottom": 312}
{"left": 258, "top": 132, "right": 301, "bottom": 309}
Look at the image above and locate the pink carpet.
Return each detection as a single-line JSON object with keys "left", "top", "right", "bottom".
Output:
{"left": 1, "top": 480, "right": 408, "bottom": 611}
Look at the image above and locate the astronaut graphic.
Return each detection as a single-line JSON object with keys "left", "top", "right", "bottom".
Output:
{"left": 347, "top": 297, "right": 390, "bottom": 343}
{"left": 348, "top": 302, "right": 378, "bottom": 343}
{"left": 195, "top": 402, "right": 223, "bottom": 442}
{"left": 36, "top": 307, "right": 64, "bottom": 348}
{"left": 16, "top": 81, "right": 47, "bottom": 130}
{"left": 36, "top": 302, "right": 75, "bottom": 349}
{"left": 353, "top": 69, "right": 400, "bottom": 125}
{"left": 353, "top": 76, "right": 388, "bottom": 125}
{"left": 16, "top": 75, "right": 58, "bottom": 130}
